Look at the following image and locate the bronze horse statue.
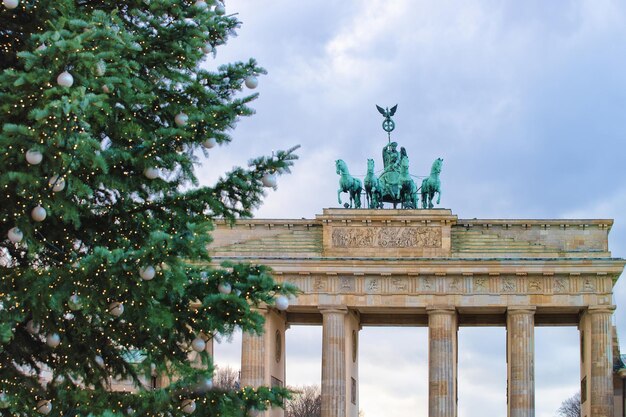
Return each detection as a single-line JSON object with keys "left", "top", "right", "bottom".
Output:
{"left": 364, "top": 158, "right": 382, "bottom": 209}
{"left": 336, "top": 159, "right": 362, "bottom": 208}
{"left": 399, "top": 156, "right": 418, "bottom": 209}
{"left": 421, "top": 158, "right": 443, "bottom": 209}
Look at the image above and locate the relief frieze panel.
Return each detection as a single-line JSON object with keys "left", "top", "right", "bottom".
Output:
{"left": 280, "top": 274, "right": 607, "bottom": 297}
{"left": 331, "top": 226, "right": 442, "bottom": 248}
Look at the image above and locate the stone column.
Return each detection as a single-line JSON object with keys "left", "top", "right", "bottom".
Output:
{"left": 241, "top": 307, "right": 268, "bottom": 388}
{"left": 506, "top": 307, "right": 535, "bottom": 417}
{"left": 320, "top": 306, "right": 348, "bottom": 417}
{"left": 588, "top": 306, "right": 615, "bottom": 417}
{"left": 241, "top": 308, "right": 287, "bottom": 417}
{"left": 427, "top": 307, "right": 458, "bottom": 417}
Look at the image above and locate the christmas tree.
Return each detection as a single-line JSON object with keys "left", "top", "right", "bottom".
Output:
{"left": 0, "top": 0, "right": 298, "bottom": 415}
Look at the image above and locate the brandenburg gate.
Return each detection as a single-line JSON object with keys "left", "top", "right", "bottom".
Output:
{"left": 209, "top": 208, "right": 625, "bottom": 417}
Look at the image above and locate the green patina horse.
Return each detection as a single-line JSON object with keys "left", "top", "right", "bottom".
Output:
{"left": 364, "top": 158, "right": 382, "bottom": 209}
{"left": 421, "top": 158, "right": 443, "bottom": 209}
{"left": 399, "top": 156, "right": 418, "bottom": 209}
{"left": 336, "top": 159, "right": 362, "bottom": 208}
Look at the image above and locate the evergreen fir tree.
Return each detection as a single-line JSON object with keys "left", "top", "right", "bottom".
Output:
{"left": 0, "top": 0, "right": 298, "bottom": 415}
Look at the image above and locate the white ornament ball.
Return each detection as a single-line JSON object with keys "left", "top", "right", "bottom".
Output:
{"left": 31, "top": 205, "right": 47, "bottom": 222}
{"left": 26, "top": 149, "right": 43, "bottom": 165}
{"left": 191, "top": 337, "right": 206, "bottom": 352}
{"left": 36, "top": 400, "right": 52, "bottom": 415}
{"left": 102, "top": 84, "right": 111, "bottom": 94}
{"left": 218, "top": 282, "right": 232, "bottom": 295}
{"left": 275, "top": 295, "right": 289, "bottom": 311}
{"left": 48, "top": 175, "right": 65, "bottom": 192}
{"left": 57, "top": 71, "right": 74, "bottom": 88}
{"left": 175, "top": 112, "right": 189, "bottom": 127}
{"left": 244, "top": 75, "right": 258, "bottom": 89}
{"left": 26, "top": 320, "right": 40, "bottom": 335}
{"left": 261, "top": 173, "right": 277, "bottom": 188}
{"left": 194, "top": 0, "right": 207, "bottom": 8}
{"left": 2, "top": 0, "right": 18, "bottom": 9}
{"left": 94, "top": 355, "right": 105, "bottom": 368}
{"left": 201, "top": 42, "right": 213, "bottom": 54}
{"left": 144, "top": 167, "right": 159, "bottom": 179}
{"left": 36, "top": 43, "right": 46, "bottom": 51}
{"left": 181, "top": 399, "right": 196, "bottom": 414}
{"left": 95, "top": 61, "right": 106, "bottom": 77}
{"left": 68, "top": 294, "right": 82, "bottom": 311}
{"left": 0, "top": 391, "right": 9, "bottom": 409}
{"left": 108, "top": 302, "right": 124, "bottom": 317}
{"left": 202, "top": 138, "right": 217, "bottom": 149}
{"left": 140, "top": 265, "right": 156, "bottom": 281}
{"left": 214, "top": 3, "right": 225, "bottom": 15}
{"left": 7, "top": 227, "right": 23, "bottom": 243}
{"left": 46, "top": 333, "right": 61, "bottom": 348}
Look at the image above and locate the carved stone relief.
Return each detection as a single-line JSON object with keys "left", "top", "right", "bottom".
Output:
{"left": 553, "top": 278, "right": 567, "bottom": 293}
{"left": 502, "top": 277, "right": 516, "bottom": 292}
{"left": 365, "top": 278, "right": 380, "bottom": 292}
{"left": 331, "top": 226, "right": 442, "bottom": 248}
{"left": 583, "top": 278, "right": 595, "bottom": 292}
{"left": 474, "top": 277, "right": 488, "bottom": 292}
{"left": 391, "top": 278, "right": 408, "bottom": 292}
{"left": 528, "top": 279, "right": 542, "bottom": 292}
{"left": 339, "top": 276, "right": 355, "bottom": 292}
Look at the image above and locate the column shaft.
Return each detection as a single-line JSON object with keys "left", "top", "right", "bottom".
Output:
{"left": 589, "top": 307, "right": 614, "bottom": 417}
{"left": 241, "top": 330, "right": 266, "bottom": 387}
{"left": 428, "top": 307, "right": 458, "bottom": 417}
{"left": 321, "top": 307, "right": 348, "bottom": 417}
{"left": 507, "top": 307, "right": 535, "bottom": 417}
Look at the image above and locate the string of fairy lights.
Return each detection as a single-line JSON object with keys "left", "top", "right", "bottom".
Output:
{"left": 1, "top": 0, "right": 290, "bottom": 415}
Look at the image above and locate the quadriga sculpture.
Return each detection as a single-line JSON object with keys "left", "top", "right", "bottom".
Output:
{"left": 335, "top": 159, "right": 362, "bottom": 208}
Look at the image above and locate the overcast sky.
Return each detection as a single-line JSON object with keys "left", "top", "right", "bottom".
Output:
{"left": 200, "top": 1, "right": 626, "bottom": 416}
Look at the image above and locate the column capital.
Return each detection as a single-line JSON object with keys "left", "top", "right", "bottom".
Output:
{"left": 426, "top": 306, "right": 456, "bottom": 315}
{"left": 507, "top": 306, "right": 536, "bottom": 315}
{"left": 319, "top": 305, "right": 349, "bottom": 315}
{"left": 586, "top": 305, "right": 616, "bottom": 315}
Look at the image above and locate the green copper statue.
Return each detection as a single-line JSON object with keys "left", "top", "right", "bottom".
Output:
{"left": 335, "top": 159, "right": 362, "bottom": 208}
{"left": 421, "top": 157, "right": 443, "bottom": 208}
{"left": 334, "top": 104, "right": 443, "bottom": 210}
{"left": 364, "top": 158, "right": 382, "bottom": 208}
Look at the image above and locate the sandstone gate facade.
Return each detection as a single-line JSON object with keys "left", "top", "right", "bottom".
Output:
{"left": 209, "top": 209, "right": 626, "bottom": 417}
